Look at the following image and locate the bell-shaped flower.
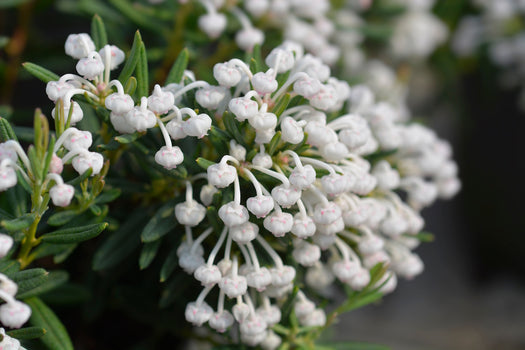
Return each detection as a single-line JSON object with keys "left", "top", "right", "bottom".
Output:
{"left": 209, "top": 310, "right": 234, "bottom": 333}
{"left": 72, "top": 151, "right": 104, "bottom": 176}
{"left": 76, "top": 52, "right": 104, "bottom": 80}
{"left": 52, "top": 100, "right": 84, "bottom": 125}
{"left": 175, "top": 200, "right": 206, "bottom": 227}
{"left": 263, "top": 211, "right": 293, "bottom": 237}
{"left": 218, "top": 202, "right": 249, "bottom": 227}
{"left": 195, "top": 86, "right": 227, "bottom": 110}
{"left": 0, "top": 234, "right": 13, "bottom": 259}
{"left": 105, "top": 93, "right": 134, "bottom": 114}
{"left": 65, "top": 33, "right": 95, "bottom": 59}
{"left": 236, "top": 27, "right": 264, "bottom": 51}
{"left": 229, "top": 97, "right": 259, "bottom": 121}
{"left": 185, "top": 301, "right": 213, "bottom": 326}
{"left": 207, "top": 163, "right": 237, "bottom": 188}
{"left": 214, "top": 63, "right": 242, "bottom": 87}
{"left": 252, "top": 71, "right": 278, "bottom": 94}
{"left": 49, "top": 183, "right": 75, "bottom": 207}
{"left": 246, "top": 194, "right": 274, "bottom": 218}
{"left": 99, "top": 45, "right": 125, "bottom": 70}
{"left": 183, "top": 114, "right": 212, "bottom": 138}
{"left": 280, "top": 117, "right": 304, "bottom": 144}
{"left": 0, "top": 301, "right": 31, "bottom": 329}
{"left": 198, "top": 12, "right": 227, "bottom": 39}
{"left": 148, "top": 85, "right": 175, "bottom": 114}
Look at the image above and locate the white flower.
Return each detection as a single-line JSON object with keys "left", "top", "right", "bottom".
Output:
{"left": 298, "top": 308, "right": 325, "bottom": 327}
{"left": 219, "top": 274, "right": 248, "bottom": 298}
{"left": 165, "top": 119, "right": 186, "bottom": 140}
{"left": 198, "top": 12, "right": 227, "bottom": 39}
{"left": 0, "top": 235, "right": 13, "bottom": 259}
{"left": 332, "top": 260, "right": 360, "bottom": 283}
{"left": 209, "top": 311, "right": 234, "bottom": 332}
{"left": 179, "top": 252, "right": 205, "bottom": 274}
{"left": 0, "top": 166, "right": 17, "bottom": 192}
{"left": 99, "top": 45, "right": 125, "bottom": 69}
{"left": 246, "top": 267, "right": 272, "bottom": 291}
{"left": 230, "top": 222, "right": 259, "bottom": 243}
{"left": 280, "top": 117, "right": 304, "bottom": 144}
{"left": 263, "top": 211, "right": 293, "bottom": 237}
{"left": 185, "top": 302, "right": 213, "bottom": 326}
{"left": 182, "top": 114, "right": 212, "bottom": 138}
{"left": 46, "top": 81, "right": 75, "bottom": 102}
{"left": 147, "top": 85, "right": 175, "bottom": 114}
{"left": 291, "top": 213, "right": 316, "bottom": 238}
{"left": 292, "top": 241, "right": 321, "bottom": 266}
{"left": 52, "top": 100, "right": 84, "bottom": 125}
{"left": 110, "top": 113, "right": 136, "bottom": 134}
{"left": 393, "top": 254, "right": 424, "bottom": 279}
{"left": 207, "top": 163, "right": 237, "bottom": 188}
{"left": 348, "top": 266, "right": 370, "bottom": 290}
{"left": 64, "top": 33, "right": 95, "bottom": 59}
{"left": 200, "top": 184, "right": 218, "bottom": 206}
{"left": 63, "top": 128, "right": 92, "bottom": 151}
{"left": 196, "top": 86, "right": 228, "bottom": 109}
{"left": 313, "top": 202, "right": 342, "bottom": 225}
{"left": 175, "top": 200, "right": 206, "bottom": 227}
{"left": 76, "top": 52, "right": 104, "bottom": 80}
{"left": 266, "top": 48, "right": 295, "bottom": 73}
{"left": 194, "top": 264, "right": 222, "bottom": 286}
{"left": 0, "top": 301, "right": 31, "bottom": 329}
{"left": 252, "top": 71, "right": 278, "bottom": 94}
{"left": 218, "top": 202, "right": 249, "bottom": 227}
{"left": 125, "top": 105, "right": 157, "bottom": 132}
{"left": 245, "top": 0, "right": 269, "bottom": 17}
{"left": 289, "top": 165, "right": 316, "bottom": 189}
{"left": 0, "top": 328, "right": 21, "bottom": 349}
{"left": 271, "top": 185, "right": 301, "bottom": 208}
{"left": 260, "top": 330, "right": 282, "bottom": 350}
{"left": 229, "top": 97, "right": 259, "bottom": 121}
{"left": 72, "top": 151, "right": 104, "bottom": 176}
{"left": 49, "top": 184, "right": 75, "bottom": 207}
{"left": 358, "top": 236, "right": 384, "bottom": 255}
{"left": 236, "top": 27, "right": 265, "bottom": 51}
{"left": 105, "top": 93, "right": 135, "bottom": 114}
{"left": 214, "top": 63, "right": 242, "bottom": 87}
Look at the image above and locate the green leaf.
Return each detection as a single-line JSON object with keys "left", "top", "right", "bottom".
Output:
{"left": 0, "top": 260, "right": 20, "bottom": 276}
{"left": 196, "top": 157, "right": 214, "bottom": 170}
{"left": 22, "top": 62, "right": 59, "bottom": 83}
{"left": 222, "top": 112, "right": 245, "bottom": 146}
{"left": 141, "top": 202, "right": 176, "bottom": 243}
{"left": 249, "top": 44, "right": 264, "bottom": 73}
{"left": 118, "top": 30, "right": 143, "bottom": 83}
{"left": 410, "top": 231, "right": 435, "bottom": 242}
{"left": 66, "top": 168, "right": 92, "bottom": 186}
{"left": 18, "top": 271, "right": 68, "bottom": 299}
{"left": 95, "top": 188, "right": 121, "bottom": 204}
{"left": 0, "top": 117, "right": 18, "bottom": 142}
{"left": 139, "top": 240, "right": 162, "bottom": 270}
{"left": 165, "top": 48, "right": 189, "bottom": 85}
{"left": 47, "top": 211, "right": 78, "bottom": 226}
{"left": 92, "top": 210, "right": 148, "bottom": 270}
{"left": 159, "top": 250, "right": 178, "bottom": 282}
{"left": 1, "top": 213, "right": 35, "bottom": 231}
{"left": 14, "top": 269, "right": 49, "bottom": 297}
{"left": 267, "top": 131, "right": 282, "bottom": 156}
{"left": 115, "top": 132, "right": 140, "bottom": 144}
{"left": 108, "top": 0, "right": 164, "bottom": 32}
{"left": 90, "top": 14, "right": 108, "bottom": 50}
{"left": 7, "top": 327, "right": 46, "bottom": 340}
{"left": 136, "top": 41, "right": 149, "bottom": 98}
{"left": 272, "top": 93, "right": 291, "bottom": 117}
{"left": 124, "top": 76, "right": 137, "bottom": 95}
{"left": 40, "top": 223, "right": 108, "bottom": 244}
{"left": 26, "top": 297, "right": 74, "bottom": 350}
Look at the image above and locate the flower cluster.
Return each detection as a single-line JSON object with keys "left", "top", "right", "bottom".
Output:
{"left": 453, "top": 0, "right": 525, "bottom": 109}
{"left": 162, "top": 43, "right": 461, "bottom": 347}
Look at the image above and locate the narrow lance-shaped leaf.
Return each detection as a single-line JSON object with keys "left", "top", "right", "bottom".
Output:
{"left": 139, "top": 240, "right": 162, "bottom": 270}
{"left": 0, "top": 117, "right": 18, "bottom": 142}
{"left": 17, "top": 271, "right": 68, "bottom": 299}
{"left": 91, "top": 14, "right": 108, "bottom": 50}
{"left": 26, "top": 297, "right": 74, "bottom": 350}
{"left": 118, "top": 30, "right": 143, "bottom": 83}
{"left": 1, "top": 213, "right": 35, "bottom": 231}
{"left": 165, "top": 48, "right": 189, "bottom": 85}
{"left": 135, "top": 41, "right": 149, "bottom": 98}
{"left": 22, "top": 62, "right": 59, "bottom": 83}
{"left": 6, "top": 327, "right": 46, "bottom": 340}
{"left": 40, "top": 223, "right": 108, "bottom": 244}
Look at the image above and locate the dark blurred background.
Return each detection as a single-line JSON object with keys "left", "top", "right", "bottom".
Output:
{"left": 1, "top": 1, "right": 525, "bottom": 349}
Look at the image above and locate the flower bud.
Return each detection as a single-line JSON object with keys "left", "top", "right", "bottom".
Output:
{"left": 195, "top": 86, "right": 227, "bottom": 110}
{"left": 198, "top": 12, "right": 227, "bottom": 39}
{"left": 65, "top": 33, "right": 95, "bottom": 59}
{"left": 0, "top": 301, "right": 31, "bottom": 329}
{"left": 280, "top": 117, "right": 304, "bottom": 144}
{"left": 0, "top": 167, "right": 17, "bottom": 192}
{"left": 72, "top": 151, "right": 104, "bottom": 176}
{"left": 76, "top": 53, "right": 104, "bottom": 80}
{"left": 218, "top": 202, "right": 249, "bottom": 227}
{"left": 252, "top": 71, "right": 278, "bottom": 94}
{"left": 49, "top": 183, "right": 75, "bottom": 207}
{"left": 99, "top": 45, "right": 125, "bottom": 70}
{"left": 185, "top": 301, "right": 213, "bottom": 326}
{"left": 183, "top": 114, "right": 212, "bottom": 138}
{"left": 291, "top": 213, "right": 316, "bottom": 238}
{"left": 175, "top": 201, "right": 206, "bottom": 227}
{"left": 289, "top": 164, "right": 316, "bottom": 189}
{"left": 52, "top": 100, "right": 84, "bottom": 125}
{"left": 148, "top": 85, "right": 175, "bottom": 114}
{"left": 105, "top": 93, "right": 135, "bottom": 114}
{"left": 214, "top": 63, "right": 242, "bottom": 87}
{"left": 252, "top": 152, "right": 273, "bottom": 168}
{"left": 209, "top": 311, "right": 234, "bottom": 333}
{"left": 230, "top": 222, "right": 259, "bottom": 244}
{"left": 229, "top": 97, "right": 259, "bottom": 121}
{"left": 207, "top": 163, "right": 237, "bottom": 188}
{"left": 0, "top": 235, "right": 13, "bottom": 259}
{"left": 236, "top": 27, "right": 264, "bottom": 51}
{"left": 263, "top": 211, "right": 293, "bottom": 237}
